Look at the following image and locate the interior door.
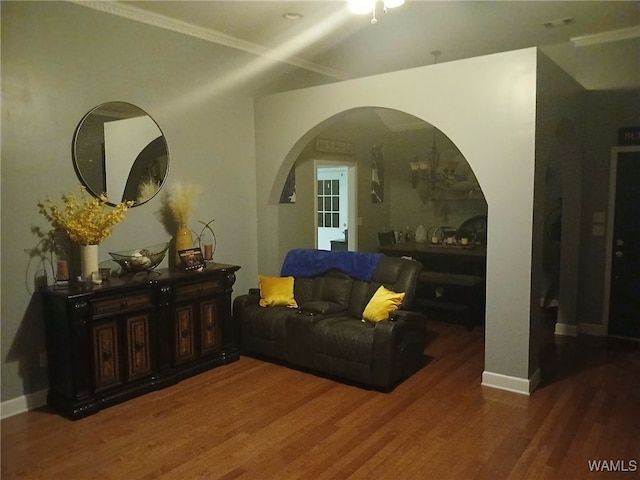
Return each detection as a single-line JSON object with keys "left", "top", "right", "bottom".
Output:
{"left": 317, "top": 167, "right": 348, "bottom": 251}
{"left": 607, "top": 147, "right": 640, "bottom": 338}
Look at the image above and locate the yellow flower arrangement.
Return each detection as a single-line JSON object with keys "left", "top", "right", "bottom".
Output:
{"left": 38, "top": 187, "right": 134, "bottom": 245}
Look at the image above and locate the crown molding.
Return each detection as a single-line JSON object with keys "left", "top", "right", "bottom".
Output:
{"left": 572, "top": 26, "right": 640, "bottom": 48}
{"left": 68, "top": 0, "right": 354, "bottom": 81}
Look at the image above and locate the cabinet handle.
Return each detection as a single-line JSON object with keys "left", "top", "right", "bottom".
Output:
{"left": 121, "top": 300, "right": 128, "bottom": 309}
{"left": 102, "top": 351, "right": 112, "bottom": 361}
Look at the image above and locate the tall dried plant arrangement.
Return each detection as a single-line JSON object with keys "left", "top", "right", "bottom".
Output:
{"left": 164, "top": 182, "right": 201, "bottom": 227}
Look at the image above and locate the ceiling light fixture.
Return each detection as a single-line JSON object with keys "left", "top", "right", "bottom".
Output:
{"left": 348, "top": 0, "right": 405, "bottom": 25}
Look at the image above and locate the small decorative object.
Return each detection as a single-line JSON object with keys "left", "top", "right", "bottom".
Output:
{"left": 109, "top": 242, "right": 170, "bottom": 274}
{"left": 99, "top": 267, "right": 112, "bottom": 282}
{"left": 56, "top": 260, "right": 70, "bottom": 283}
{"left": 178, "top": 247, "right": 206, "bottom": 271}
{"left": 415, "top": 224, "right": 427, "bottom": 243}
{"left": 163, "top": 182, "right": 200, "bottom": 264}
{"left": 38, "top": 187, "right": 133, "bottom": 279}
{"left": 198, "top": 219, "right": 217, "bottom": 261}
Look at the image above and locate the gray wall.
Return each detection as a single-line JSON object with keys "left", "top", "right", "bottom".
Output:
{"left": 1, "top": 1, "right": 260, "bottom": 404}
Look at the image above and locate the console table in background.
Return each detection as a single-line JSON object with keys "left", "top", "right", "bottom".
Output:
{"left": 41, "top": 263, "right": 240, "bottom": 419}
{"left": 379, "top": 242, "right": 486, "bottom": 329}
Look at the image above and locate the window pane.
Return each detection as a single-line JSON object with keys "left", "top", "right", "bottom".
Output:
{"left": 332, "top": 213, "right": 339, "bottom": 226}
{"left": 332, "top": 180, "right": 339, "bottom": 194}
{"left": 318, "top": 213, "right": 323, "bottom": 227}
{"left": 332, "top": 197, "right": 339, "bottom": 211}
{"left": 325, "top": 180, "right": 332, "bottom": 194}
{"left": 325, "top": 213, "right": 332, "bottom": 227}
{"left": 317, "top": 197, "right": 323, "bottom": 212}
{"left": 317, "top": 180, "right": 324, "bottom": 195}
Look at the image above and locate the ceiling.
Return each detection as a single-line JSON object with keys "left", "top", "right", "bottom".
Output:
{"left": 77, "top": 1, "right": 639, "bottom": 92}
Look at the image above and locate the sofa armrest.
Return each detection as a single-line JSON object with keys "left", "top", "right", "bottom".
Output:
{"left": 371, "top": 312, "right": 426, "bottom": 389}
{"left": 389, "top": 309, "right": 427, "bottom": 324}
{"left": 248, "top": 287, "right": 261, "bottom": 297}
{"left": 232, "top": 291, "right": 261, "bottom": 347}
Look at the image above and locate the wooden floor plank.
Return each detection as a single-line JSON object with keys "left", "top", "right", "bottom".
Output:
{"left": 2, "top": 316, "right": 639, "bottom": 480}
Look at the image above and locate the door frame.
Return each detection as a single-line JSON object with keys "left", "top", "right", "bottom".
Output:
{"left": 602, "top": 145, "right": 640, "bottom": 334}
{"left": 314, "top": 159, "right": 358, "bottom": 251}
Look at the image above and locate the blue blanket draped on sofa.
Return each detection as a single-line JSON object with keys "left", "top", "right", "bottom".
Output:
{"left": 280, "top": 249, "right": 384, "bottom": 281}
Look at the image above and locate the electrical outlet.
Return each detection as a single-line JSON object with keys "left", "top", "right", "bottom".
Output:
{"left": 39, "top": 351, "right": 47, "bottom": 368}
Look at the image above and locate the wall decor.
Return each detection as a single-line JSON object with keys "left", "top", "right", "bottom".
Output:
{"left": 316, "top": 138, "right": 355, "bottom": 155}
{"left": 371, "top": 144, "right": 384, "bottom": 203}
{"left": 618, "top": 126, "right": 640, "bottom": 145}
{"left": 279, "top": 167, "right": 296, "bottom": 203}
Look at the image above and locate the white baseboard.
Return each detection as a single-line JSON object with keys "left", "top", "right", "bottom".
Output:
{"left": 1, "top": 389, "right": 48, "bottom": 420}
{"left": 554, "top": 322, "right": 578, "bottom": 336}
{"left": 481, "top": 368, "right": 540, "bottom": 395}
{"left": 578, "top": 322, "right": 607, "bottom": 336}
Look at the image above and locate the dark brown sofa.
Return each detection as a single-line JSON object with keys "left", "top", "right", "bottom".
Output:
{"left": 233, "top": 250, "right": 426, "bottom": 390}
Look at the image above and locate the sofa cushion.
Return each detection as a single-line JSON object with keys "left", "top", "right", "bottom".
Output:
{"left": 299, "top": 301, "right": 346, "bottom": 315}
{"left": 362, "top": 286, "right": 406, "bottom": 323}
{"left": 311, "top": 316, "right": 375, "bottom": 363}
{"left": 320, "top": 270, "right": 353, "bottom": 306}
{"left": 258, "top": 275, "right": 298, "bottom": 308}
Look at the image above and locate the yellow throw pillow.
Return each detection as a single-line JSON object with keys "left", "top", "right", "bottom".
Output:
{"left": 258, "top": 275, "right": 298, "bottom": 308}
{"left": 362, "top": 285, "right": 405, "bottom": 322}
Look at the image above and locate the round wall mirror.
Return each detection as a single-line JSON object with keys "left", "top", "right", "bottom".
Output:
{"left": 72, "top": 101, "right": 169, "bottom": 206}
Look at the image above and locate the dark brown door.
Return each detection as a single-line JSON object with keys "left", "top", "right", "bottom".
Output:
{"left": 608, "top": 148, "right": 640, "bottom": 338}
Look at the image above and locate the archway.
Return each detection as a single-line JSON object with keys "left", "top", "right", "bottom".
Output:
{"left": 270, "top": 107, "right": 487, "bottom": 256}
{"left": 254, "top": 49, "right": 539, "bottom": 394}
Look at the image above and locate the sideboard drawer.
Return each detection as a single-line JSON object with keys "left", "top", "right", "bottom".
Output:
{"left": 92, "top": 292, "right": 154, "bottom": 317}
{"left": 175, "top": 280, "right": 221, "bottom": 302}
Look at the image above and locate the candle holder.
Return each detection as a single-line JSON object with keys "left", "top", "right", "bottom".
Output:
{"left": 197, "top": 219, "right": 217, "bottom": 262}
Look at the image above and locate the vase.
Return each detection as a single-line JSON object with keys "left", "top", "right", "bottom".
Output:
{"left": 175, "top": 224, "right": 194, "bottom": 264}
{"left": 80, "top": 244, "right": 99, "bottom": 279}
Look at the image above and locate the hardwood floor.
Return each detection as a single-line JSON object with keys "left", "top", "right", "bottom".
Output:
{"left": 2, "top": 316, "right": 639, "bottom": 479}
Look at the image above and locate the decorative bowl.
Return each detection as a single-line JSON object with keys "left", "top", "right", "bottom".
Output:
{"left": 109, "top": 242, "right": 170, "bottom": 273}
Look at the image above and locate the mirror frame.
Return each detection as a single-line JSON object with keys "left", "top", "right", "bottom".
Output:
{"left": 72, "top": 101, "right": 170, "bottom": 207}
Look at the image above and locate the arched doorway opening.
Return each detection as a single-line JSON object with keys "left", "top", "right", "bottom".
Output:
{"left": 271, "top": 107, "right": 487, "bottom": 256}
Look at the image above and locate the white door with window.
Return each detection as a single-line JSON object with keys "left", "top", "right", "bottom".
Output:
{"left": 317, "top": 167, "right": 348, "bottom": 251}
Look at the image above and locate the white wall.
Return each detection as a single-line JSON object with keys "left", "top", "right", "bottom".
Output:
{"left": 255, "top": 49, "right": 539, "bottom": 388}
{"left": 1, "top": 1, "right": 258, "bottom": 404}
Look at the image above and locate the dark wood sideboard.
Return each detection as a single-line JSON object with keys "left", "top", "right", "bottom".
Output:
{"left": 379, "top": 242, "right": 486, "bottom": 328}
{"left": 41, "top": 263, "right": 240, "bottom": 419}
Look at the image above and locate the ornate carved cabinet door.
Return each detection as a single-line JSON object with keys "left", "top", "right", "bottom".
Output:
{"left": 126, "top": 314, "right": 152, "bottom": 379}
{"left": 174, "top": 305, "right": 196, "bottom": 363}
{"left": 93, "top": 321, "right": 121, "bottom": 390}
{"left": 200, "top": 300, "right": 221, "bottom": 354}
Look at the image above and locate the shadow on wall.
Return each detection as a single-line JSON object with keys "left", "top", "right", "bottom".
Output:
{"left": 5, "top": 292, "right": 49, "bottom": 403}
